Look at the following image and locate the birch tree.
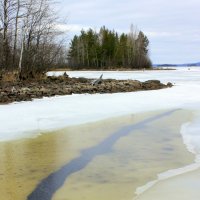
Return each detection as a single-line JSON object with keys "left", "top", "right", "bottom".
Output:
{"left": 0, "top": 0, "right": 68, "bottom": 79}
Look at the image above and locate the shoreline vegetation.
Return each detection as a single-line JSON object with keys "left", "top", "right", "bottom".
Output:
{"left": 0, "top": 0, "right": 152, "bottom": 81}
{"left": 0, "top": 0, "right": 172, "bottom": 105}
{"left": 0, "top": 0, "right": 168, "bottom": 107}
{"left": 0, "top": 74, "right": 173, "bottom": 104}
{"left": 68, "top": 26, "right": 152, "bottom": 70}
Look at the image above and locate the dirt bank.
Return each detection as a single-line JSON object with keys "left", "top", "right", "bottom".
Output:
{"left": 0, "top": 75, "right": 172, "bottom": 104}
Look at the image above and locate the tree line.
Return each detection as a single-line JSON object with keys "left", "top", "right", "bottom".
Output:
{"left": 0, "top": 0, "right": 152, "bottom": 81}
{"left": 0, "top": 0, "right": 67, "bottom": 79}
{"left": 68, "top": 25, "right": 152, "bottom": 69}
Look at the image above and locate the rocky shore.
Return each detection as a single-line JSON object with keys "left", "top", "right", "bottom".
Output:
{"left": 0, "top": 75, "right": 173, "bottom": 104}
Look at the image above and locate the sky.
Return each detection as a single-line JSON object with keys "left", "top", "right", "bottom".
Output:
{"left": 57, "top": 0, "right": 200, "bottom": 64}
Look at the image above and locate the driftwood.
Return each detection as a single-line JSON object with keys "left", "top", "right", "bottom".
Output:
{"left": 91, "top": 74, "right": 103, "bottom": 86}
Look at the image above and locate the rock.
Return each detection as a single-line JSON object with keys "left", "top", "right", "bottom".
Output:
{"left": 19, "top": 87, "right": 31, "bottom": 95}
{"left": 21, "top": 87, "right": 31, "bottom": 92}
{"left": 142, "top": 80, "right": 164, "bottom": 90}
{"left": 144, "top": 80, "right": 161, "bottom": 84}
{"left": 77, "top": 77, "right": 89, "bottom": 83}
{"left": 0, "top": 95, "right": 10, "bottom": 103}
{"left": 167, "top": 82, "right": 173, "bottom": 87}
{"left": 63, "top": 72, "right": 69, "bottom": 78}
{"left": 11, "top": 86, "right": 17, "bottom": 93}
{"left": 0, "top": 77, "right": 171, "bottom": 104}
{"left": 131, "top": 80, "right": 142, "bottom": 88}
{"left": 39, "top": 87, "right": 49, "bottom": 94}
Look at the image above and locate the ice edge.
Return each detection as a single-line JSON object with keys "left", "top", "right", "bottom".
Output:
{"left": 134, "top": 116, "right": 200, "bottom": 198}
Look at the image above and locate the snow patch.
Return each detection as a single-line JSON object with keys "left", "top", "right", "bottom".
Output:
{"left": 1, "top": 67, "right": 200, "bottom": 142}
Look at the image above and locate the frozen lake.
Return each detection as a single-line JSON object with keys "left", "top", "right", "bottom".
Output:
{"left": 1, "top": 67, "right": 200, "bottom": 200}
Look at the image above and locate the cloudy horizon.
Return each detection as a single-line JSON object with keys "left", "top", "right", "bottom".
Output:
{"left": 58, "top": 0, "right": 200, "bottom": 64}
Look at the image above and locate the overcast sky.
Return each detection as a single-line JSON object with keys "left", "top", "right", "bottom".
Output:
{"left": 58, "top": 0, "right": 200, "bottom": 64}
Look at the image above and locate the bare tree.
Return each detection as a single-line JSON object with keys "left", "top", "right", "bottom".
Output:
{"left": 13, "top": 0, "right": 25, "bottom": 65}
{"left": 127, "top": 24, "right": 138, "bottom": 67}
{"left": 0, "top": 0, "right": 10, "bottom": 68}
{"left": 0, "top": 0, "right": 68, "bottom": 79}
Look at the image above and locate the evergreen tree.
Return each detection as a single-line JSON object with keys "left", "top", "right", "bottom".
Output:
{"left": 68, "top": 26, "right": 152, "bottom": 69}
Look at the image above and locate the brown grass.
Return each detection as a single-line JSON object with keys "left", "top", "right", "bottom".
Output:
{"left": 0, "top": 70, "right": 48, "bottom": 83}
{"left": 0, "top": 71, "right": 19, "bottom": 83}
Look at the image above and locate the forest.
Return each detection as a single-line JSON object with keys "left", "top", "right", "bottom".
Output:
{"left": 68, "top": 26, "right": 152, "bottom": 69}
{"left": 0, "top": 0, "right": 67, "bottom": 80}
{"left": 0, "top": 0, "right": 152, "bottom": 81}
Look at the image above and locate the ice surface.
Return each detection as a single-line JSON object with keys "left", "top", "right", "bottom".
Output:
{"left": 1, "top": 67, "right": 200, "bottom": 197}
{"left": 1, "top": 67, "right": 200, "bottom": 142}
{"left": 47, "top": 67, "right": 200, "bottom": 84}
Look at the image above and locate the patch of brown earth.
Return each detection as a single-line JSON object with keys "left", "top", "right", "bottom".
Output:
{"left": 0, "top": 75, "right": 173, "bottom": 104}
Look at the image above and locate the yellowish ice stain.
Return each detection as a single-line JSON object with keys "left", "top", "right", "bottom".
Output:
{"left": 0, "top": 110, "right": 195, "bottom": 200}
{"left": 53, "top": 110, "right": 195, "bottom": 200}
{"left": 0, "top": 113, "right": 140, "bottom": 200}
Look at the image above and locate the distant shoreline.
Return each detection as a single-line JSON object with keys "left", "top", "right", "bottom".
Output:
{"left": 49, "top": 67, "right": 176, "bottom": 72}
